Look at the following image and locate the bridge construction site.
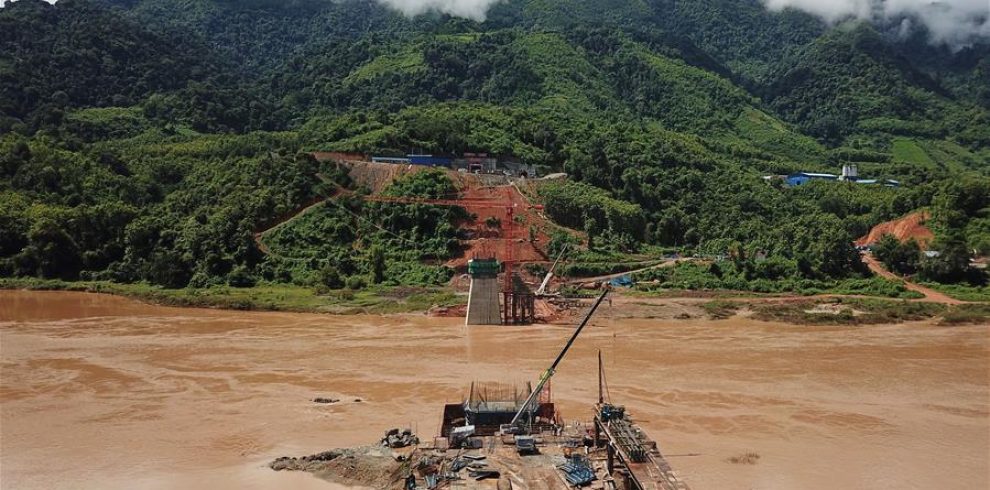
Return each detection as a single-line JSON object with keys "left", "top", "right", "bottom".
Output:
{"left": 251, "top": 155, "right": 655, "bottom": 326}
{"left": 316, "top": 157, "right": 561, "bottom": 326}
{"left": 272, "top": 290, "right": 693, "bottom": 489}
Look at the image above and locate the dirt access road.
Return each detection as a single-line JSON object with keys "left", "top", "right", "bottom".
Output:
{"left": 862, "top": 253, "right": 963, "bottom": 304}
{"left": 561, "top": 258, "right": 698, "bottom": 285}
{"left": 444, "top": 181, "right": 552, "bottom": 268}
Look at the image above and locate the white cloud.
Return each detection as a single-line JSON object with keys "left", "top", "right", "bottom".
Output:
{"left": 762, "top": 0, "right": 990, "bottom": 47}
{"left": 374, "top": 0, "right": 501, "bottom": 20}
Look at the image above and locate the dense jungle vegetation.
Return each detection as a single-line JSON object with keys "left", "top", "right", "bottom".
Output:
{"left": 1, "top": 0, "right": 988, "bottom": 292}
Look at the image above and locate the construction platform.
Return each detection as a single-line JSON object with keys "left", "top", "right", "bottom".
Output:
{"left": 271, "top": 405, "right": 689, "bottom": 490}
{"left": 407, "top": 401, "right": 690, "bottom": 490}
{"left": 272, "top": 290, "right": 691, "bottom": 489}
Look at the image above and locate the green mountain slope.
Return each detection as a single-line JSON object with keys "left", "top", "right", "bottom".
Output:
{"left": 1, "top": 0, "right": 988, "bottom": 290}
{"left": 0, "top": 0, "right": 224, "bottom": 126}
{"left": 767, "top": 25, "right": 984, "bottom": 143}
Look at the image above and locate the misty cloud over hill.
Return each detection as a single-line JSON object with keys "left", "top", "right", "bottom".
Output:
{"left": 762, "top": 0, "right": 990, "bottom": 47}
{"left": 375, "top": 0, "right": 499, "bottom": 20}
{"left": 7, "top": 0, "right": 988, "bottom": 47}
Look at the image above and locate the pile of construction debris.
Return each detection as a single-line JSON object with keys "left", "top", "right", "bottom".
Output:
{"left": 270, "top": 449, "right": 345, "bottom": 472}
{"left": 269, "top": 433, "right": 513, "bottom": 489}
{"left": 270, "top": 444, "right": 409, "bottom": 488}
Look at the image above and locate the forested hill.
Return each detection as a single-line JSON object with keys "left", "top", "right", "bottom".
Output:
{"left": 1, "top": 0, "right": 988, "bottom": 290}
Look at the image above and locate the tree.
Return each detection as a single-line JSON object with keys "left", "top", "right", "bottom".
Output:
{"left": 584, "top": 214, "right": 598, "bottom": 250}
{"left": 919, "top": 234, "right": 971, "bottom": 283}
{"left": 547, "top": 230, "right": 577, "bottom": 257}
{"left": 24, "top": 216, "right": 79, "bottom": 279}
{"left": 873, "top": 234, "right": 900, "bottom": 264}
{"left": 318, "top": 265, "right": 344, "bottom": 289}
{"left": 890, "top": 239, "right": 921, "bottom": 275}
{"left": 227, "top": 265, "right": 256, "bottom": 288}
{"left": 874, "top": 234, "right": 920, "bottom": 275}
{"left": 368, "top": 245, "right": 386, "bottom": 284}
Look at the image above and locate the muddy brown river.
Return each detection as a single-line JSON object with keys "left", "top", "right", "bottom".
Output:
{"left": 1, "top": 290, "right": 988, "bottom": 489}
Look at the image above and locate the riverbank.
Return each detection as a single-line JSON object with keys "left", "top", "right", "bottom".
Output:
{"left": 0, "top": 278, "right": 463, "bottom": 315}
{"left": 4, "top": 277, "right": 988, "bottom": 326}
{"left": 610, "top": 294, "right": 990, "bottom": 326}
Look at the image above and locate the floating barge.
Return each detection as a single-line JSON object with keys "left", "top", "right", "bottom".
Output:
{"left": 419, "top": 368, "right": 689, "bottom": 489}
{"left": 423, "top": 290, "right": 690, "bottom": 490}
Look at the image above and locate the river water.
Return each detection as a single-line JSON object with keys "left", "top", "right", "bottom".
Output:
{"left": 1, "top": 290, "right": 987, "bottom": 489}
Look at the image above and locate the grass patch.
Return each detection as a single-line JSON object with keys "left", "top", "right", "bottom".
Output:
{"left": 344, "top": 48, "right": 426, "bottom": 84}
{"left": 939, "top": 304, "right": 990, "bottom": 326}
{"left": 826, "top": 277, "right": 925, "bottom": 299}
{"left": 633, "top": 261, "right": 920, "bottom": 299}
{"left": 752, "top": 298, "right": 946, "bottom": 325}
{"left": 559, "top": 260, "right": 662, "bottom": 278}
{"left": 0, "top": 278, "right": 462, "bottom": 314}
{"left": 891, "top": 138, "right": 934, "bottom": 166}
{"left": 701, "top": 300, "right": 740, "bottom": 319}
{"left": 919, "top": 282, "right": 990, "bottom": 302}
{"left": 734, "top": 107, "right": 824, "bottom": 162}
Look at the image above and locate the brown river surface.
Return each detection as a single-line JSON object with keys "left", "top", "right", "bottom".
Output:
{"left": 1, "top": 290, "right": 988, "bottom": 489}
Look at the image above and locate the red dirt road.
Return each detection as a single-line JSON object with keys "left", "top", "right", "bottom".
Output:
{"left": 443, "top": 178, "right": 552, "bottom": 269}
{"left": 862, "top": 253, "right": 963, "bottom": 304}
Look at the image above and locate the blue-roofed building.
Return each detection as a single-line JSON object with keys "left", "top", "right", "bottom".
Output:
{"left": 407, "top": 154, "right": 453, "bottom": 166}
{"left": 781, "top": 165, "right": 901, "bottom": 188}
{"left": 786, "top": 172, "right": 838, "bottom": 186}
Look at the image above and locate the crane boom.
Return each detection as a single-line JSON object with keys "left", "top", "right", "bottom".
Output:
{"left": 509, "top": 287, "right": 610, "bottom": 427}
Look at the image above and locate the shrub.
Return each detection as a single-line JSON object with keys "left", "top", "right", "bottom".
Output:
{"left": 318, "top": 265, "right": 344, "bottom": 289}
{"left": 345, "top": 275, "right": 368, "bottom": 290}
{"left": 227, "top": 265, "right": 257, "bottom": 288}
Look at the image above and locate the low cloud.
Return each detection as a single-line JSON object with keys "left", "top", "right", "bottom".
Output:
{"left": 762, "top": 0, "right": 990, "bottom": 47}
{"left": 374, "top": 0, "right": 501, "bottom": 21}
